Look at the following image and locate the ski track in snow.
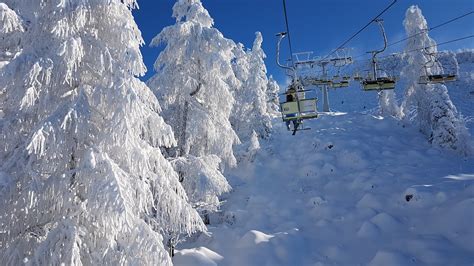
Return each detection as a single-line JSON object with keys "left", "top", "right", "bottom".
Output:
{"left": 174, "top": 113, "right": 474, "bottom": 266}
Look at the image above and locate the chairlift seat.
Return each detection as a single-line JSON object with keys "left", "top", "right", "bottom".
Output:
{"left": 362, "top": 77, "right": 396, "bottom": 91}
{"left": 331, "top": 80, "right": 349, "bottom": 88}
{"left": 309, "top": 79, "right": 332, "bottom": 86}
{"left": 280, "top": 98, "right": 318, "bottom": 121}
{"left": 419, "top": 74, "right": 456, "bottom": 84}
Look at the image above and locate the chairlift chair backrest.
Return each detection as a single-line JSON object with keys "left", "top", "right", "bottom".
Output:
{"left": 279, "top": 88, "right": 318, "bottom": 122}
{"left": 418, "top": 50, "right": 457, "bottom": 85}
{"left": 361, "top": 19, "right": 397, "bottom": 91}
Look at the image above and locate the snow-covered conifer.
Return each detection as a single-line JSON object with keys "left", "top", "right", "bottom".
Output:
{"left": 0, "top": 1, "right": 204, "bottom": 264}
{"left": 147, "top": 0, "right": 238, "bottom": 215}
{"left": 0, "top": 3, "right": 23, "bottom": 65}
{"left": 401, "top": 5, "right": 471, "bottom": 155}
{"left": 0, "top": 2, "right": 24, "bottom": 117}
{"left": 267, "top": 75, "right": 281, "bottom": 116}
{"left": 231, "top": 32, "right": 272, "bottom": 142}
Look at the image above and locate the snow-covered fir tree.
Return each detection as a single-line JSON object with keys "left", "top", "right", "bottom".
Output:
{"left": 0, "top": 3, "right": 23, "bottom": 66}
{"left": 266, "top": 75, "right": 281, "bottom": 116}
{"left": 147, "top": 0, "right": 237, "bottom": 216}
{"left": 231, "top": 32, "right": 272, "bottom": 143}
{"left": 401, "top": 5, "right": 471, "bottom": 155}
{"left": 230, "top": 32, "right": 273, "bottom": 162}
{"left": 0, "top": 2, "right": 24, "bottom": 118}
{"left": 0, "top": 1, "right": 204, "bottom": 264}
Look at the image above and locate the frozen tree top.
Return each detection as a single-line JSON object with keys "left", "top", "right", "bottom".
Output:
{"left": 404, "top": 6, "right": 429, "bottom": 34}
{"left": 0, "top": 3, "right": 23, "bottom": 34}
{"left": 253, "top": 32, "right": 263, "bottom": 51}
{"left": 252, "top": 31, "right": 266, "bottom": 60}
{"left": 172, "top": 0, "right": 213, "bottom": 27}
{"left": 403, "top": 5, "right": 437, "bottom": 53}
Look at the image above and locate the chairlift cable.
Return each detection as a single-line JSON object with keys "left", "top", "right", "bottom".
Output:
{"left": 387, "top": 10, "right": 474, "bottom": 48}
{"left": 361, "top": 34, "right": 473, "bottom": 62}
{"left": 282, "top": 0, "right": 295, "bottom": 67}
{"left": 347, "top": 10, "right": 474, "bottom": 62}
{"left": 405, "top": 34, "right": 474, "bottom": 55}
{"left": 323, "top": 0, "right": 398, "bottom": 60}
{"left": 430, "top": 10, "right": 474, "bottom": 31}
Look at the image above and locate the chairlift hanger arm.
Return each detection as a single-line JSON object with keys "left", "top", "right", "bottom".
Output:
{"left": 371, "top": 19, "right": 388, "bottom": 58}
{"left": 323, "top": 0, "right": 397, "bottom": 60}
{"left": 276, "top": 32, "right": 297, "bottom": 77}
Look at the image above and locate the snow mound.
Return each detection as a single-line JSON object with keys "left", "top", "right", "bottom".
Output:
{"left": 357, "top": 221, "right": 380, "bottom": 238}
{"left": 237, "top": 230, "right": 274, "bottom": 247}
{"left": 174, "top": 247, "right": 223, "bottom": 266}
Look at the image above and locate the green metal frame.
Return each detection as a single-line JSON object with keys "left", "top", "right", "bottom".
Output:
{"left": 362, "top": 78, "right": 396, "bottom": 91}
{"left": 280, "top": 98, "right": 318, "bottom": 121}
{"left": 419, "top": 74, "right": 456, "bottom": 84}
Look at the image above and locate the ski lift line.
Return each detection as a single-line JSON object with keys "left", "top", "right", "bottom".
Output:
{"left": 350, "top": 33, "right": 474, "bottom": 64}
{"left": 348, "top": 11, "right": 474, "bottom": 62}
{"left": 282, "top": 0, "right": 295, "bottom": 67}
{"left": 349, "top": 34, "right": 474, "bottom": 65}
{"left": 387, "top": 10, "right": 474, "bottom": 49}
{"left": 323, "top": 0, "right": 398, "bottom": 60}
{"left": 378, "top": 34, "right": 474, "bottom": 60}
{"left": 407, "top": 34, "right": 474, "bottom": 55}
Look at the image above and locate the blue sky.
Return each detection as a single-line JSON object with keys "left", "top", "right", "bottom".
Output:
{"left": 133, "top": 0, "right": 474, "bottom": 85}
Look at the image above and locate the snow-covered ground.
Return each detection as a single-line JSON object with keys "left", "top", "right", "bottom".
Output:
{"left": 174, "top": 113, "right": 474, "bottom": 266}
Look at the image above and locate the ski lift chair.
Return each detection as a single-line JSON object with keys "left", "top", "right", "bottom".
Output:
{"left": 419, "top": 74, "right": 456, "bottom": 84}
{"left": 279, "top": 88, "right": 318, "bottom": 134}
{"left": 331, "top": 71, "right": 351, "bottom": 88}
{"left": 331, "top": 80, "right": 350, "bottom": 88}
{"left": 361, "top": 19, "right": 396, "bottom": 91}
{"left": 280, "top": 89, "right": 318, "bottom": 121}
{"left": 353, "top": 73, "right": 363, "bottom": 81}
{"left": 362, "top": 77, "right": 396, "bottom": 91}
{"left": 306, "top": 77, "right": 332, "bottom": 86}
{"left": 418, "top": 51, "right": 457, "bottom": 84}
{"left": 275, "top": 32, "right": 319, "bottom": 135}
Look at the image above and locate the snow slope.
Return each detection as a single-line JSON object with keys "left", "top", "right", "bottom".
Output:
{"left": 174, "top": 113, "right": 474, "bottom": 265}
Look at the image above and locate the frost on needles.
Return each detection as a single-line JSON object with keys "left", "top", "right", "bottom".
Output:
{"left": 0, "top": 0, "right": 204, "bottom": 265}
{"left": 0, "top": 3, "right": 23, "bottom": 68}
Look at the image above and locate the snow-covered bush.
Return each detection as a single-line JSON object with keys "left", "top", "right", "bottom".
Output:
{"left": 401, "top": 5, "right": 471, "bottom": 155}
{"left": 148, "top": 0, "right": 238, "bottom": 215}
{"left": 0, "top": 1, "right": 204, "bottom": 264}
